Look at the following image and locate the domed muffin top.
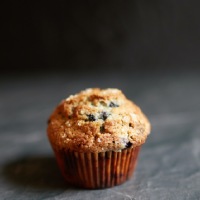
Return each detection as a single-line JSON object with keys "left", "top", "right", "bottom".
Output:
{"left": 47, "top": 88, "right": 151, "bottom": 153}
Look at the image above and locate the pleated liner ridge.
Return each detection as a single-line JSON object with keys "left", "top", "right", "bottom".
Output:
{"left": 54, "top": 146, "right": 141, "bottom": 189}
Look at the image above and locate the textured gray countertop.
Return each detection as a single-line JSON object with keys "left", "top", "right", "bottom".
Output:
{"left": 1, "top": 69, "right": 200, "bottom": 200}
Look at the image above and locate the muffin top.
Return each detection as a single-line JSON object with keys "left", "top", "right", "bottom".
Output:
{"left": 47, "top": 88, "right": 151, "bottom": 153}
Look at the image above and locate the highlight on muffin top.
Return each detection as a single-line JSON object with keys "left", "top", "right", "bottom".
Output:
{"left": 47, "top": 88, "right": 151, "bottom": 153}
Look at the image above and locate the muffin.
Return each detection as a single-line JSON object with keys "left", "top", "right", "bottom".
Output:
{"left": 47, "top": 88, "right": 151, "bottom": 189}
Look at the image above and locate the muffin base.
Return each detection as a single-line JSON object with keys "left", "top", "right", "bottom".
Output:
{"left": 54, "top": 146, "right": 141, "bottom": 189}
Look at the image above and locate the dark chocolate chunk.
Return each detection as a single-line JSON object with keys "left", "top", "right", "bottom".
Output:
{"left": 109, "top": 101, "right": 119, "bottom": 107}
{"left": 125, "top": 142, "right": 132, "bottom": 148}
{"left": 99, "top": 112, "right": 109, "bottom": 120}
{"left": 87, "top": 114, "right": 96, "bottom": 121}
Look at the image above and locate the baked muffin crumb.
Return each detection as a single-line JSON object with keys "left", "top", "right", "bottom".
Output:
{"left": 47, "top": 88, "right": 151, "bottom": 153}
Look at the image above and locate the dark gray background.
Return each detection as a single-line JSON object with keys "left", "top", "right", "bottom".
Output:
{"left": 1, "top": 0, "right": 200, "bottom": 73}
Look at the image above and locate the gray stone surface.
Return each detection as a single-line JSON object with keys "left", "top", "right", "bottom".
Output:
{"left": 1, "top": 69, "right": 200, "bottom": 200}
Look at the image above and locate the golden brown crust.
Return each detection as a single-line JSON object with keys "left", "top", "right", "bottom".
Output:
{"left": 47, "top": 88, "right": 151, "bottom": 153}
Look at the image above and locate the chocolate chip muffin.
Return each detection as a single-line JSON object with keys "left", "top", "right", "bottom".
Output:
{"left": 47, "top": 88, "right": 151, "bottom": 188}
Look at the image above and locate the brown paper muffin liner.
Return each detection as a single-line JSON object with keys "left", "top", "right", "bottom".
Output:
{"left": 54, "top": 146, "right": 141, "bottom": 189}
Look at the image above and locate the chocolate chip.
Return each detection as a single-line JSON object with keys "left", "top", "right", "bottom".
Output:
{"left": 87, "top": 114, "right": 96, "bottom": 121}
{"left": 47, "top": 119, "right": 51, "bottom": 124}
{"left": 125, "top": 142, "right": 132, "bottom": 148}
{"left": 99, "top": 112, "right": 109, "bottom": 120}
{"left": 109, "top": 101, "right": 119, "bottom": 107}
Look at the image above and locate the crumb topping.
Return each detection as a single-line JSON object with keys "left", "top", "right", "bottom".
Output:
{"left": 47, "top": 88, "right": 151, "bottom": 153}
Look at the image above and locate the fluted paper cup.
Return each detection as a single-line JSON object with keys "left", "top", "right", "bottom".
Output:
{"left": 54, "top": 146, "right": 141, "bottom": 189}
